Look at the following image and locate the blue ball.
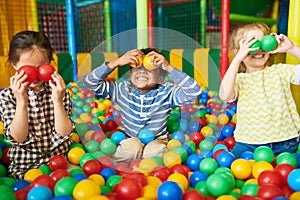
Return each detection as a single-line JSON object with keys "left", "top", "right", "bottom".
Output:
{"left": 157, "top": 181, "right": 182, "bottom": 200}
{"left": 189, "top": 170, "right": 208, "bottom": 187}
{"left": 27, "top": 186, "right": 52, "bottom": 200}
{"left": 12, "top": 179, "right": 31, "bottom": 191}
{"left": 100, "top": 167, "right": 117, "bottom": 181}
{"left": 52, "top": 196, "right": 73, "bottom": 200}
{"left": 171, "top": 131, "right": 185, "bottom": 144}
{"left": 111, "top": 131, "right": 126, "bottom": 145}
{"left": 216, "top": 151, "right": 235, "bottom": 168}
{"left": 138, "top": 129, "right": 155, "bottom": 144}
{"left": 221, "top": 125, "right": 235, "bottom": 138}
{"left": 213, "top": 144, "right": 228, "bottom": 154}
{"left": 288, "top": 168, "right": 300, "bottom": 191}
{"left": 186, "top": 154, "right": 202, "bottom": 171}
{"left": 240, "top": 151, "right": 254, "bottom": 160}
{"left": 72, "top": 173, "right": 87, "bottom": 182}
{"left": 188, "top": 121, "right": 201, "bottom": 133}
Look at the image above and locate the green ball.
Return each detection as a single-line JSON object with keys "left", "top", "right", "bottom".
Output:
{"left": 38, "top": 165, "right": 52, "bottom": 175}
{"left": 54, "top": 177, "right": 78, "bottom": 196}
{"left": 79, "top": 152, "right": 96, "bottom": 167}
{"left": 172, "top": 146, "right": 188, "bottom": 162}
{"left": 0, "top": 164, "right": 7, "bottom": 177}
{"left": 106, "top": 175, "right": 122, "bottom": 188}
{"left": 85, "top": 140, "right": 100, "bottom": 153}
{"left": 260, "top": 35, "right": 277, "bottom": 52}
{"left": 194, "top": 181, "right": 210, "bottom": 196}
{"left": 253, "top": 146, "right": 274, "bottom": 163}
{"left": 249, "top": 39, "right": 261, "bottom": 55}
{"left": 276, "top": 152, "right": 298, "bottom": 168}
{"left": 100, "top": 138, "right": 116, "bottom": 155}
{"left": 199, "top": 158, "right": 218, "bottom": 175}
{"left": 69, "top": 168, "right": 85, "bottom": 176}
{"left": 240, "top": 183, "right": 259, "bottom": 196}
{"left": 206, "top": 174, "right": 231, "bottom": 197}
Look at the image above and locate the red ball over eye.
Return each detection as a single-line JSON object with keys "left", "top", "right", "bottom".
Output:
{"left": 37, "top": 64, "right": 56, "bottom": 82}
{"left": 17, "top": 65, "right": 38, "bottom": 84}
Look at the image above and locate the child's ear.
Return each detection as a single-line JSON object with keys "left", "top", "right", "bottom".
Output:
{"left": 158, "top": 75, "right": 165, "bottom": 84}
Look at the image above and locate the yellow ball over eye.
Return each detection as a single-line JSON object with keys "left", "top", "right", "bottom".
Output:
{"left": 130, "top": 56, "right": 143, "bottom": 67}
{"left": 143, "top": 55, "right": 156, "bottom": 71}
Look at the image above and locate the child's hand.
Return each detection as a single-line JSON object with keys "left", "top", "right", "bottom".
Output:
{"left": 235, "top": 38, "right": 259, "bottom": 61}
{"left": 108, "top": 49, "right": 144, "bottom": 69}
{"left": 49, "top": 71, "right": 66, "bottom": 102}
{"left": 10, "top": 71, "right": 29, "bottom": 101}
{"left": 146, "top": 51, "right": 173, "bottom": 72}
{"left": 268, "top": 34, "right": 294, "bottom": 54}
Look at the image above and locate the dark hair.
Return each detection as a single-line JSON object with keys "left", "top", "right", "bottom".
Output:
{"left": 8, "top": 31, "right": 53, "bottom": 66}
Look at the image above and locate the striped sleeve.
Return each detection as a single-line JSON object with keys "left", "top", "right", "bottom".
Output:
{"left": 82, "top": 63, "right": 117, "bottom": 100}
{"left": 168, "top": 68, "right": 202, "bottom": 106}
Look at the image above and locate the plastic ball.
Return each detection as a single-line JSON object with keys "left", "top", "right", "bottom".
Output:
{"left": 111, "top": 131, "right": 126, "bottom": 145}
{"left": 240, "top": 151, "right": 254, "bottom": 160}
{"left": 199, "top": 139, "right": 214, "bottom": 151}
{"left": 240, "top": 183, "right": 259, "bottom": 196}
{"left": 186, "top": 154, "right": 201, "bottom": 172}
{"left": 17, "top": 65, "right": 38, "bottom": 84}
{"left": 24, "top": 168, "right": 43, "bottom": 183}
{"left": 68, "top": 147, "right": 85, "bottom": 165}
{"left": 221, "top": 125, "right": 234, "bottom": 138}
{"left": 230, "top": 159, "right": 252, "bottom": 180}
{"left": 257, "top": 183, "right": 283, "bottom": 199}
{"left": 32, "top": 174, "right": 56, "bottom": 192}
{"left": 288, "top": 168, "right": 300, "bottom": 191}
{"left": 54, "top": 177, "right": 78, "bottom": 196}
{"left": 82, "top": 160, "right": 103, "bottom": 176}
{"left": 100, "top": 167, "right": 117, "bottom": 181}
{"left": 167, "top": 173, "right": 188, "bottom": 193}
{"left": 163, "top": 151, "right": 182, "bottom": 168}
{"left": 274, "top": 163, "right": 295, "bottom": 186}
{"left": 171, "top": 131, "right": 185, "bottom": 144}
{"left": 206, "top": 173, "right": 231, "bottom": 197}
{"left": 138, "top": 158, "right": 158, "bottom": 172}
{"left": 157, "top": 181, "right": 182, "bottom": 200}
{"left": 189, "top": 131, "right": 204, "bottom": 146}
{"left": 260, "top": 35, "right": 277, "bottom": 52}
{"left": 216, "top": 151, "right": 235, "bottom": 168}
{"left": 113, "top": 178, "right": 143, "bottom": 200}
{"left": 73, "top": 179, "right": 101, "bottom": 199}
{"left": 106, "top": 175, "right": 122, "bottom": 188}
{"left": 199, "top": 158, "right": 218, "bottom": 175}
{"left": 189, "top": 170, "right": 208, "bottom": 187}
{"left": 138, "top": 129, "right": 155, "bottom": 144}
{"left": 49, "top": 155, "right": 68, "bottom": 171}
{"left": 276, "top": 152, "right": 298, "bottom": 168}
{"left": 12, "top": 179, "right": 31, "bottom": 191}
{"left": 149, "top": 166, "right": 171, "bottom": 182}
{"left": 252, "top": 161, "right": 274, "bottom": 179}
{"left": 253, "top": 146, "right": 274, "bottom": 163}
{"left": 249, "top": 39, "right": 261, "bottom": 55}
{"left": 167, "top": 139, "right": 182, "bottom": 150}
{"left": 100, "top": 138, "right": 116, "bottom": 155}
{"left": 27, "top": 185, "right": 53, "bottom": 200}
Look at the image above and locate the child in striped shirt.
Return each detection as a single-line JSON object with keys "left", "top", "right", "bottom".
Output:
{"left": 83, "top": 48, "right": 201, "bottom": 163}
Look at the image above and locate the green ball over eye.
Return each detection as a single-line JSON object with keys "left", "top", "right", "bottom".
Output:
{"left": 260, "top": 35, "right": 277, "bottom": 52}
{"left": 249, "top": 39, "right": 261, "bottom": 55}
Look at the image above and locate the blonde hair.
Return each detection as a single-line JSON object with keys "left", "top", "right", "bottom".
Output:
{"left": 230, "top": 23, "right": 274, "bottom": 73}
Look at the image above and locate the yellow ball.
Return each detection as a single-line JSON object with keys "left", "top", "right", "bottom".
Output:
{"left": 230, "top": 159, "right": 252, "bottom": 180}
{"left": 142, "top": 184, "right": 158, "bottom": 199}
{"left": 201, "top": 126, "right": 214, "bottom": 137}
{"left": 143, "top": 55, "right": 156, "bottom": 71}
{"left": 71, "top": 133, "right": 80, "bottom": 143}
{"left": 88, "top": 195, "right": 109, "bottom": 200}
{"left": 218, "top": 114, "right": 229, "bottom": 125}
{"left": 216, "top": 195, "right": 236, "bottom": 200}
{"left": 252, "top": 161, "right": 273, "bottom": 179}
{"left": 232, "top": 114, "right": 237, "bottom": 123}
{"left": 167, "top": 173, "right": 188, "bottom": 192}
{"left": 290, "top": 192, "right": 300, "bottom": 200}
{"left": 167, "top": 139, "right": 181, "bottom": 150}
{"left": 206, "top": 114, "right": 218, "bottom": 124}
{"left": 163, "top": 151, "right": 181, "bottom": 168}
{"left": 130, "top": 56, "right": 143, "bottom": 67}
{"left": 73, "top": 179, "right": 101, "bottom": 200}
{"left": 68, "top": 147, "right": 86, "bottom": 165}
{"left": 89, "top": 174, "right": 105, "bottom": 186}
{"left": 24, "top": 168, "right": 43, "bottom": 183}
{"left": 139, "top": 158, "right": 158, "bottom": 172}
{"left": 244, "top": 178, "right": 258, "bottom": 185}
{"left": 147, "top": 176, "right": 162, "bottom": 188}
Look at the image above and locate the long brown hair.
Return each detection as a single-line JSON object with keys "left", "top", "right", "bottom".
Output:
{"left": 230, "top": 23, "right": 274, "bottom": 73}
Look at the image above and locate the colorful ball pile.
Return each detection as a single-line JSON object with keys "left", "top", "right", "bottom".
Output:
{"left": 0, "top": 81, "right": 300, "bottom": 200}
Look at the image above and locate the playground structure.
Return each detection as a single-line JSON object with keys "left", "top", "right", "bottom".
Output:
{"left": 0, "top": 0, "right": 299, "bottom": 111}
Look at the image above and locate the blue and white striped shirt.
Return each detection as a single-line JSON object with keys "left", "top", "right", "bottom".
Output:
{"left": 83, "top": 63, "right": 201, "bottom": 137}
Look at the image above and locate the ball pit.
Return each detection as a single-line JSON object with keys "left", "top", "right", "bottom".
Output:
{"left": 1, "top": 81, "right": 300, "bottom": 199}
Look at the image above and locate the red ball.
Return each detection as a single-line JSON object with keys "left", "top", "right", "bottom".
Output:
{"left": 32, "top": 174, "right": 56, "bottom": 191}
{"left": 97, "top": 155, "right": 114, "bottom": 168}
{"left": 50, "top": 169, "right": 70, "bottom": 183}
{"left": 104, "top": 120, "right": 118, "bottom": 131}
{"left": 190, "top": 132, "right": 205, "bottom": 146}
{"left": 182, "top": 190, "right": 205, "bottom": 200}
{"left": 122, "top": 172, "right": 148, "bottom": 187}
{"left": 274, "top": 163, "right": 295, "bottom": 185}
{"left": 113, "top": 178, "right": 143, "bottom": 200}
{"left": 195, "top": 117, "right": 207, "bottom": 127}
{"left": 224, "top": 136, "right": 236, "bottom": 150}
{"left": 149, "top": 166, "right": 171, "bottom": 182}
{"left": 257, "top": 184, "right": 283, "bottom": 200}
{"left": 213, "top": 149, "right": 226, "bottom": 160}
{"left": 170, "top": 164, "right": 191, "bottom": 179}
{"left": 82, "top": 160, "right": 103, "bottom": 176}
{"left": 257, "top": 170, "right": 282, "bottom": 187}
{"left": 49, "top": 155, "right": 68, "bottom": 171}
{"left": 18, "top": 65, "right": 37, "bottom": 84}
{"left": 37, "top": 64, "right": 55, "bottom": 82}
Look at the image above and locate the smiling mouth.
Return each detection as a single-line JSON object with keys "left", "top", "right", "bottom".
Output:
{"left": 252, "top": 53, "right": 265, "bottom": 59}
{"left": 136, "top": 77, "right": 148, "bottom": 81}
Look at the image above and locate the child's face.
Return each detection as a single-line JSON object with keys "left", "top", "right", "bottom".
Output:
{"left": 129, "top": 66, "right": 163, "bottom": 93}
{"left": 13, "top": 47, "right": 49, "bottom": 89}
{"left": 242, "top": 29, "right": 270, "bottom": 71}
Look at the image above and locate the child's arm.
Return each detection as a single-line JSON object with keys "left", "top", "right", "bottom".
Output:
{"left": 219, "top": 38, "right": 258, "bottom": 102}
